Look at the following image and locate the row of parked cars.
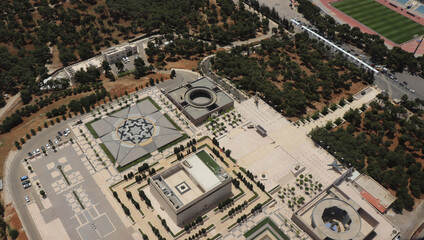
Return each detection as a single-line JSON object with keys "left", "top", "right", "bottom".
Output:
{"left": 27, "top": 128, "right": 70, "bottom": 157}
{"left": 387, "top": 74, "right": 416, "bottom": 94}
{"left": 20, "top": 175, "right": 31, "bottom": 189}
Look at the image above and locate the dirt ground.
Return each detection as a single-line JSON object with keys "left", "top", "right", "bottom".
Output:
{"left": 45, "top": 45, "right": 63, "bottom": 74}
{"left": 102, "top": 72, "right": 171, "bottom": 97}
{"left": 162, "top": 58, "right": 199, "bottom": 71}
{"left": 4, "top": 203, "right": 27, "bottom": 240}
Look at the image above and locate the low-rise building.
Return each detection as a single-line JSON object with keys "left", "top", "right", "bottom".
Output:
{"left": 166, "top": 77, "right": 234, "bottom": 125}
{"left": 102, "top": 44, "right": 138, "bottom": 64}
{"left": 150, "top": 149, "right": 232, "bottom": 226}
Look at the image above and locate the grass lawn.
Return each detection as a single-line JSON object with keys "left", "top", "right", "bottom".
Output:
{"left": 243, "top": 217, "right": 289, "bottom": 240}
{"left": 196, "top": 150, "right": 221, "bottom": 175}
{"left": 332, "top": 0, "right": 424, "bottom": 44}
{"left": 85, "top": 119, "right": 100, "bottom": 139}
{"left": 117, "top": 153, "right": 152, "bottom": 172}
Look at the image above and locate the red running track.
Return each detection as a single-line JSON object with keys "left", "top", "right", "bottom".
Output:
{"left": 319, "top": 0, "right": 424, "bottom": 55}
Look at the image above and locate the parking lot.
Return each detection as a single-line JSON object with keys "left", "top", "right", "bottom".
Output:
{"left": 20, "top": 136, "right": 133, "bottom": 240}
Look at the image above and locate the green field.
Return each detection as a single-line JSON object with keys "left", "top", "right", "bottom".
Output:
{"left": 196, "top": 150, "right": 221, "bottom": 175}
{"left": 332, "top": 0, "right": 424, "bottom": 44}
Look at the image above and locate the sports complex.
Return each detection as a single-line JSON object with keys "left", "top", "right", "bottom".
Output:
{"left": 332, "top": 0, "right": 424, "bottom": 44}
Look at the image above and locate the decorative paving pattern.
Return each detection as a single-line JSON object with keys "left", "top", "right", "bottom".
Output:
{"left": 89, "top": 98, "right": 183, "bottom": 167}
{"left": 116, "top": 117, "right": 155, "bottom": 145}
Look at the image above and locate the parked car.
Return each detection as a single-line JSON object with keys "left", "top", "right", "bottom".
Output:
{"left": 57, "top": 136, "right": 62, "bottom": 141}
{"left": 58, "top": 131, "right": 62, "bottom": 136}
{"left": 28, "top": 152, "right": 33, "bottom": 157}
{"left": 24, "top": 196, "right": 30, "bottom": 203}
{"left": 65, "top": 128, "right": 70, "bottom": 133}
{"left": 23, "top": 183, "right": 31, "bottom": 189}
{"left": 20, "top": 176, "right": 28, "bottom": 181}
{"left": 46, "top": 143, "right": 50, "bottom": 149}
{"left": 22, "top": 180, "right": 30, "bottom": 185}
{"left": 54, "top": 139, "right": 59, "bottom": 145}
{"left": 410, "top": 89, "right": 415, "bottom": 93}
{"left": 36, "top": 149, "right": 40, "bottom": 154}
{"left": 399, "top": 83, "right": 404, "bottom": 87}
{"left": 32, "top": 150, "right": 36, "bottom": 155}
{"left": 403, "top": 81, "right": 407, "bottom": 85}
{"left": 41, "top": 146, "right": 45, "bottom": 152}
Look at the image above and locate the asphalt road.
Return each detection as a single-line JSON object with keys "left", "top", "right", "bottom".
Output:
{"left": 7, "top": 118, "right": 76, "bottom": 240}
{"left": 200, "top": 56, "right": 247, "bottom": 102}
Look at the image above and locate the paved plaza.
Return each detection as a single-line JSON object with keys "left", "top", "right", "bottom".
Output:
{"left": 24, "top": 143, "right": 134, "bottom": 240}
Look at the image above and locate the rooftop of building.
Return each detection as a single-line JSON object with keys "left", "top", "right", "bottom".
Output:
{"left": 167, "top": 77, "right": 233, "bottom": 120}
{"left": 152, "top": 149, "right": 230, "bottom": 209}
{"left": 354, "top": 174, "right": 396, "bottom": 209}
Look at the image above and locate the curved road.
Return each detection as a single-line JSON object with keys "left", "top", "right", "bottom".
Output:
{"left": 6, "top": 119, "right": 76, "bottom": 240}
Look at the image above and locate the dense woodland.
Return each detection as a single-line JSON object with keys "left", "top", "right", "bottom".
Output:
{"left": 213, "top": 36, "right": 374, "bottom": 117}
{"left": 0, "top": 0, "right": 262, "bottom": 107}
{"left": 311, "top": 95, "right": 424, "bottom": 212}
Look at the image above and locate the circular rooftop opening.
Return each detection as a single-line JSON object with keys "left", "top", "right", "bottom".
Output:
{"left": 185, "top": 87, "right": 217, "bottom": 108}
{"left": 312, "top": 198, "right": 361, "bottom": 240}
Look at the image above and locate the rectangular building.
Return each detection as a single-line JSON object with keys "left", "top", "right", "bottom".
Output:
{"left": 150, "top": 150, "right": 232, "bottom": 226}
{"left": 102, "top": 44, "right": 138, "bottom": 64}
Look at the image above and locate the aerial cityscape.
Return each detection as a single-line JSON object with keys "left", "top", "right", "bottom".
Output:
{"left": 0, "top": 0, "right": 423, "bottom": 240}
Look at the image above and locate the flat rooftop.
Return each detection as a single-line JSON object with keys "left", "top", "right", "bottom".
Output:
{"left": 167, "top": 78, "right": 233, "bottom": 120}
{"left": 153, "top": 150, "right": 228, "bottom": 209}
{"left": 184, "top": 151, "right": 221, "bottom": 192}
{"left": 354, "top": 174, "right": 396, "bottom": 208}
{"left": 162, "top": 168, "right": 203, "bottom": 205}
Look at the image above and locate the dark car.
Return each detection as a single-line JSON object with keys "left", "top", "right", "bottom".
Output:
{"left": 57, "top": 136, "right": 62, "bottom": 141}
{"left": 58, "top": 131, "right": 63, "bottom": 136}
{"left": 41, "top": 146, "right": 46, "bottom": 151}
{"left": 28, "top": 152, "right": 33, "bottom": 157}
{"left": 399, "top": 83, "right": 405, "bottom": 87}
{"left": 48, "top": 139, "right": 53, "bottom": 145}
{"left": 403, "top": 81, "right": 407, "bottom": 85}
{"left": 22, "top": 180, "right": 30, "bottom": 185}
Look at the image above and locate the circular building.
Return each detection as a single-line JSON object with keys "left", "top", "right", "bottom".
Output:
{"left": 311, "top": 198, "right": 362, "bottom": 240}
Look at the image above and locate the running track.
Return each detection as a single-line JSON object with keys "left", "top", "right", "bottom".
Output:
{"left": 319, "top": 0, "right": 424, "bottom": 55}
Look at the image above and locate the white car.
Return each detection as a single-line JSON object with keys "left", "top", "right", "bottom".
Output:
{"left": 46, "top": 143, "right": 50, "bottom": 149}
{"left": 66, "top": 128, "right": 70, "bottom": 133}
{"left": 36, "top": 149, "right": 40, "bottom": 154}
{"left": 54, "top": 139, "right": 59, "bottom": 145}
{"left": 24, "top": 196, "right": 30, "bottom": 203}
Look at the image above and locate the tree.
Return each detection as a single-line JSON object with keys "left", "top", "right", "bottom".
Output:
{"left": 40, "top": 190, "right": 46, "bottom": 197}
{"left": 102, "top": 60, "right": 111, "bottom": 73}
{"left": 14, "top": 141, "right": 20, "bottom": 149}
{"left": 170, "top": 69, "right": 176, "bottom": 78}
{"left": 115, "top": 61, "right": 124, "bottom": 72}
{"left": 9, "top": 229, "right": 18, "bottom": 239}
{"left": 21, "top": 88, "right": 32, "bottom": 104}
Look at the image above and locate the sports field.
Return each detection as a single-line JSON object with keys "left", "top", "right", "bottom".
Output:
{"left": 332, "top": 0, "right": 424, "bottom": 44}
